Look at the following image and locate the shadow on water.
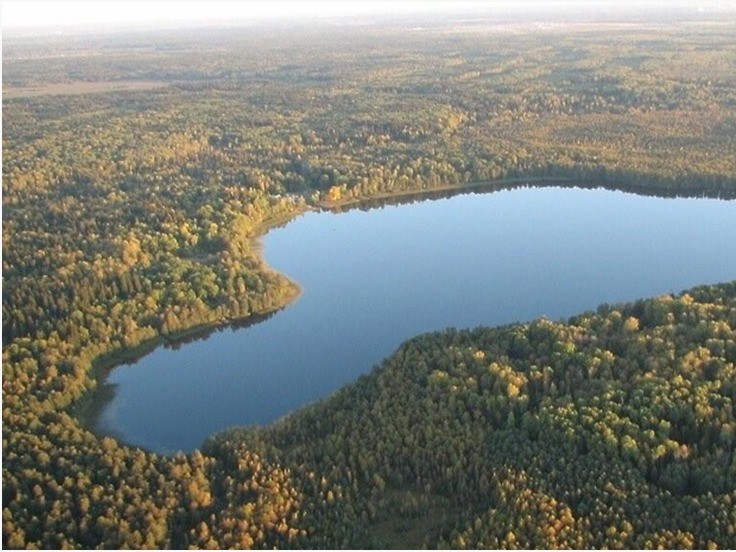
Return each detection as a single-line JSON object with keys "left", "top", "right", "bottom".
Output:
{"left": 324, "top": 178, "right": 736, "bottom": 215}
{"left": 74, "top": 309, "right": 282, "bottom": 449}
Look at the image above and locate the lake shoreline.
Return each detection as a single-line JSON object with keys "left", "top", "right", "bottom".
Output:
{"left": 75, "top": 177, "right": 735, "bottom": 453}
{"left": 74, "top": 279, "right": 303, "bottom": 453}
{"left": 315, "top": 177, "right": 736, "bottom": 212}
{"left": 314, "top": 177, "right": 580, "bottom": 211}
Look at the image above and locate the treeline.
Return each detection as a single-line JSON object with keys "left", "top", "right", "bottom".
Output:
{"left": 210, "top": 282, "right": 736, "bottom": 548}
{"left": 5, "top": 278, "right": 736, "bottom": 548}
{"left": 2, "top": 20, "right": 736, "bottom": 549}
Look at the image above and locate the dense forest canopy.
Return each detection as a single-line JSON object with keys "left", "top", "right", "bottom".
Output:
{"left": 3, "top": 11, "right": 736, "bottom": 549}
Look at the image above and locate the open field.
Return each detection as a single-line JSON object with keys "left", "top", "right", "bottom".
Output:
{"left": 3, "top": 80, "right": 170, "bottom": 99}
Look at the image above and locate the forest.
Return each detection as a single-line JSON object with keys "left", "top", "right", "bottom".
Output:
{"left": 3, "top": 11, "right": 736, "bottom": 549}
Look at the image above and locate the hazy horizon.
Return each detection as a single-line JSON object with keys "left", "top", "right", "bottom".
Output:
{"left": 3, "top": 1, "right": 733, "bottom": 35}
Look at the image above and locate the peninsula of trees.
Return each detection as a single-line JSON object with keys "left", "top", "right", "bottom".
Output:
{"left": 3, "top": 13, "right": 736, "bottom": 548}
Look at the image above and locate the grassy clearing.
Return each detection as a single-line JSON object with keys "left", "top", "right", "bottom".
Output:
{"left": 3, "top": 80, "right": 170, "bottom": 99}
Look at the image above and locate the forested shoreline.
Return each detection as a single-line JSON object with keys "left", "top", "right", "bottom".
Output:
{"left": 3, "top": 17, "right": 736, "bottom": 549}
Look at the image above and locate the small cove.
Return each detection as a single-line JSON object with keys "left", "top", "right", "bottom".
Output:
{"left": 91, "top": 186, "right": 736, "bottom": 454}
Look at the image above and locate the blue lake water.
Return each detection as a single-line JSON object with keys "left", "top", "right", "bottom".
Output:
{"left": 93, "top": 187, "right": 736, "bottom": 453}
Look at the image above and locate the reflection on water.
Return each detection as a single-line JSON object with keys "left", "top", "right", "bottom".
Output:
{"left": 92, "top": 186, "right": 736, "bottom": 454}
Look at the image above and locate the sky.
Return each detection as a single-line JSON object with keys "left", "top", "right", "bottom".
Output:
{"left": 2, "top": 1, "right": 729, "bottom": 30}
{"left": 1, "top": 2, "right": 497, "bottom": 29}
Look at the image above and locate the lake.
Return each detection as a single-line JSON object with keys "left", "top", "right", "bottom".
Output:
{"left": 92, "top": 186, "right": 736, "bottom": 454}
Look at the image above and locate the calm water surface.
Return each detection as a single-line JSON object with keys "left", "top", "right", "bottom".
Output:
{"left": 94, "top": 187, "right": 736, "bottom": 453}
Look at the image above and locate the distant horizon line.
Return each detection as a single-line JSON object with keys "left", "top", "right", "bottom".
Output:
{"left": 3, "top": 1, "right": 734, "bottom": 35}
